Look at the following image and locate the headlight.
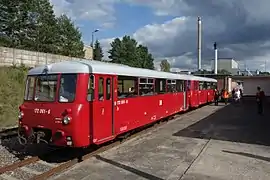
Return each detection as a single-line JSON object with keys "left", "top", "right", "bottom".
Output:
{"left": 18, "top": 111, "right": 24, "bottom": 119}
{"left": 62, "top": 116, "right": 71, "bottom": 125}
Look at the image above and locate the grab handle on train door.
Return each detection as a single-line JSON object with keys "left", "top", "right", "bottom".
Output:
{"left": 101, "top": 107, "right": 104, "bottom": 115}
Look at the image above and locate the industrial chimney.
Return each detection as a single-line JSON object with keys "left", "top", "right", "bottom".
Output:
{"left": 197, "top": 17, "right": 202, "bottom": 71}
{"left": 214, "top": 42, "right": 218, "bottom": 74}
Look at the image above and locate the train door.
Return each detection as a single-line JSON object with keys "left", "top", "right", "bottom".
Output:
{"left": 192, "top": 81, "right": 200, "bottom": 107}
{"left": 186, "top": 80, "right": 191, "bottom": 108}
{"left": 91, "top": 75, "right": 115, "bottom": 144}
{"left": 183, "top": 80, "right": 187, "bottom": 110}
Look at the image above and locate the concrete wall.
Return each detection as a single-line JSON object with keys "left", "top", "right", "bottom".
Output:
{"left": 0, "top": 46, "right": 85, "bottom": 67}
{"left": 232, "top": 76, "right": 270, "bottom": 96}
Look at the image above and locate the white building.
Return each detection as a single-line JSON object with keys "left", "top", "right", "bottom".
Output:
{"left": 83, "top": 45, "right": 93, "bottom": 59}
{"left": 211, "top": 58, "right": 239, "bottom": 75}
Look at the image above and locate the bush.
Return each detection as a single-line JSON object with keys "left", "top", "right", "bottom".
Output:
{"left": 0, "top": 65, "right": 28, "bottom": 127}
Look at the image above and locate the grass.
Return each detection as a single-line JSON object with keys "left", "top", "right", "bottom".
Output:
{"left": 0, "top": 65, "right": 29, "bottom": 128}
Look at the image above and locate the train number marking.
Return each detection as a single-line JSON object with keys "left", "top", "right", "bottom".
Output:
{"left": 34, "top": 108, "right": 51, "bottom": 114}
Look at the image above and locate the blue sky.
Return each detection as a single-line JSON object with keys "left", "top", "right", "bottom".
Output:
{"left": 50, "top": 0, "right": 270, "bottom": 72}
{"left": 76, "top": 2, "right": 176, "bottom": 44}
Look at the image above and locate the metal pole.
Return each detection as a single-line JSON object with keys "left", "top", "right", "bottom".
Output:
{"left": 91, "top": 32, "right": 94, "bottom": 48}
{"left": 91, "top": 32, "right": 94, "bottom": 60}
{"left": 197, "top": 17, "right": 202, "bottom": 71}
{"left": 91, "top": 29, "right": 99, "bottom": 60}
{"left": 214, "top": 42, "right": 218, "bottom": 74}
{"left": 264, "top": 59, "right": 266, "bottom": 72}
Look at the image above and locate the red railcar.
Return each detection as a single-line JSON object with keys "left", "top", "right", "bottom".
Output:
{"left": 18, "top": 60, "right": 217, "bottom": 147}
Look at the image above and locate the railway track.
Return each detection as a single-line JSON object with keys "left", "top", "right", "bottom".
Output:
{"left": 0, "top": 127, "right": 18, "bottom": 139}
{"left": 0, "top": 108, "right": 198, "bottom": 180}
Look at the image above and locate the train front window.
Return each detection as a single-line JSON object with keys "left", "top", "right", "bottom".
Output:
{"left": 24, "top": 76, "right": 35, "bottom": 100}
{"left": 34, "top": 75, "right": 58, "bottom": 102}
{"left": 59, "top": 74, "right": 77, "bottom": 102}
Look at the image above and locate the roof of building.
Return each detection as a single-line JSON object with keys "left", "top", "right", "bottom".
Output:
{"left": 28, "top": 59, "right": 217, "bottom": 82}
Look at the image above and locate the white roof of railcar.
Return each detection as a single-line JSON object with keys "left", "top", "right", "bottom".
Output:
{"left": 28, "top": 60, "right": 217, "bottom": 82}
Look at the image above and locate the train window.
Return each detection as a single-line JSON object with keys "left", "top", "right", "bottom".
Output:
{"left": 186, "top": 81, "right": 191, "bottom": 91}
{"left": 139, "top": 78, "right": 154, "bottom": 96}
{"left": 35, "top": 75, "right": 58, "bottom": 102}
{"left": 24, "top": 76, "right": 35, "bottom": 100}
{"left": 59, "top": 74, "right": 77, "bottom": 102}
{"left": 139, "top": 78, "right": 147, "bottom": 84}
{"left": 199, "top": 81, "right": 204, "bottom": 90}
{"left": 106, "top": 78, "right": 111, "bottom": 100}
{"left": 98, "top": 77, "right": 104, "bottom": 101}
{"left": 176, "top": 80, "right": 184, "bottom": 92}
{"left": 155, "top": 79, "right": 166, "bottom": 94}
{"left": 167, "top": 79, "right": 176, "bottom": 93}
{"left": 212, "top": 82, "right": 217, "bottom": 89}
{"left": 205, "top": 82, "right": 210, "bottom": 89}
{"left": 87, "top": 75, "right": 95, "bottom": 101}
{"left": 148, "top": 78, "right": 154, "bottom": 84}
{"left": 117, "top": 76, "right": 138, "bottom": 99}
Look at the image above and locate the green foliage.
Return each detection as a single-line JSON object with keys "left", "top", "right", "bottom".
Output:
{"left": 160, "top": 59, "right": 171, "bottom": 72}
{"left": 259, "top": 71, "right": 270, "bottom": 75}
{"left": 0, "top": 0, "right": 84, "bottom": 57}
{"left": 0, "top": 66, "right": 28, "bottom": 127}
{"left": 108, "top": 38, "right": 122, "bottom": 63}
{"left": 108, "top": 35, "right": 155, "bottom": 69}
{"left": 93, "top": 40, "right": 104, "bottom": 61}
{"left": 137, "top": 45, "right": 154, "bottom": 69}
{"left": 193, "top": 69, "right": 231, "bottom": 75}
{"left": 217, "top": 69, "right": 231, "bottom": 75}
{"left": 56, "top": 14, "right": 84, "bottom": 57}
{"left": 0, "top": 0, "right": 27, "bottom": 47}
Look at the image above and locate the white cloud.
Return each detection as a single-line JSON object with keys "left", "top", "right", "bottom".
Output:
{"left": 50, "top": 0, "right": 118, "bottom": 27}
{"left": 51, "top": 0, "right": 270, "bottom": 72}
{"left": 99, "top": 38, "right": 115, "bottom": 60}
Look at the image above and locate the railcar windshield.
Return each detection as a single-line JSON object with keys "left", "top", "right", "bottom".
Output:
{"left": 24, "top": 74, "right": 77, "bottom": 102}
{"left": 24, "top": 75, "right": 58, "bottom": 101}
{"left": 59, "top": 74, "right": 77, "bottom": 102}
{"left": 34, "top": 75, "right": 58, "bottom": 102}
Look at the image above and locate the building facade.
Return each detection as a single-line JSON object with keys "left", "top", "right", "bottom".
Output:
{"left": 84, "top": 45, "right": 93, "bottom": 59}
{"left": 211, "top": 58, "right": 239, "bottom": 75}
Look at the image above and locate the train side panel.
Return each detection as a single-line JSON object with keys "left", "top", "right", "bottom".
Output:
{"left": 99, "top": 92, "right": 185, "bottom": 144}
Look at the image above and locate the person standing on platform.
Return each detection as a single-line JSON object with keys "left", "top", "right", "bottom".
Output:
{"left": 234, "top": 88, "right": 241, "bottom": 103}
{"left": 222, "top": 89, "right": 229, "bottom": 105}
{"left": 256, "top": 86, "right": 265, "bottom": 115}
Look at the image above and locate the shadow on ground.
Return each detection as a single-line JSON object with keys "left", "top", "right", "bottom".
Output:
{"left": 173, "top": 97, "right": 270, "bottom": 146}
{"left": 0, "top": 136, "right": 98, "bottom": 163}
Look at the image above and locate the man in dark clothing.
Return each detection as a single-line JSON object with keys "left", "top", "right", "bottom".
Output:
{"left": 214, "top": 89, "right": 219, "bottom": 106}
{"left": 256, "top": 86, "right": 265, "bottom": 114}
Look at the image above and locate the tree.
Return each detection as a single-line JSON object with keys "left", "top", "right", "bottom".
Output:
{"left": 56, "top": 14, "right": 84, "bottom": 57}
{"left": 108, "top": 38, "right": 122, "bottom": 63}
{"left": 109, "top": 36, "right": 138, "bottom": 67}
{"left": 0, "top": 0, "right": 85, "bottom": 57}
{"left": 93, "top": 40, "right": 103, "bottom": 61}
{"left": 136, "top": 45, "right": 154, "bottom": 69}
{"left": 0, "top": 0, "right": 58, "bottom": 52}
{"left": 108, "top": 35, "right": 155, "bottom": 69}
{"left": 218, "top": 69, "right": 231, "bottom": 75}
{"left": 32, "top": 0, "right": 59, "bottom": 53}
{"left": 0, "top": 0, "right": 28, "bottom": 47}
{"left": 160, "top": 59, "right": 171, "bottom": 72}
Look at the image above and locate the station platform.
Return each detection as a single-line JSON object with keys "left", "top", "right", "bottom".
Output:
{"left": 50, "top": 99, "right": 270, "bottom": 180}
